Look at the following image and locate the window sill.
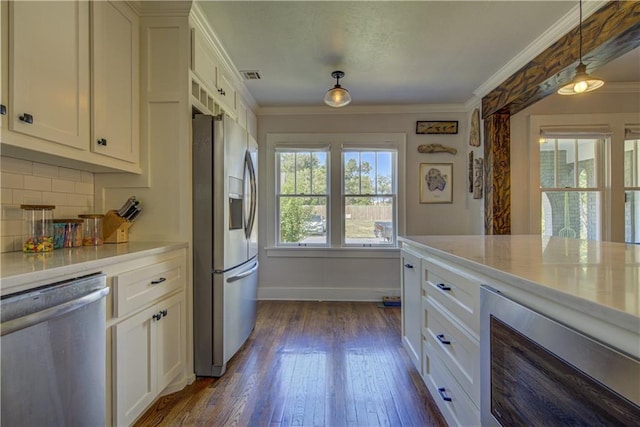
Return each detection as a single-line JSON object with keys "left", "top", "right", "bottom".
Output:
{"left": 264, "top": 246, "right": 400, "bottom": 258}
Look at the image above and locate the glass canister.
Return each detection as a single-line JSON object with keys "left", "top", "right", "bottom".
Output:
{"left": 21, "top": 205, "right": 55, "bottom": 253}
{"left": 53, "top": 219, "right": 84, "bottom": 249}
{"left": 78, "top": 214, "right": 104, "bottom": 246}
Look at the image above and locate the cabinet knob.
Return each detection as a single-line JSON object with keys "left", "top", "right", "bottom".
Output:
{"left": 437, "top": 387, "right": 452, "bottom": 402}
{"left": 0, "top": 104, "right": 6, "bottom": 115}
{"left": 436, "top": 283, "right": 452, "bottom": 291}
{"left": 97, "top": 138, "right": 108, "bottom": 146}
{"left": 152, "top": 313, "right": 161, "bottom": 321}
{"left": 162, "top": 309, "right": 168, "bottom": 318}
{"left": 218, "top": 88, "right": 226, "bottom": 96}
{"left": 151, "top": 277, "right": 166, "bottom": 285}
{"left": 19, "top": 113, "right": 33, "bottom": 124}
{"left": 404, "top": 263, "right": 414, "bottom": 269}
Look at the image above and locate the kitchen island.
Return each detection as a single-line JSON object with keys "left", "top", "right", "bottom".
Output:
{"left": 399, "top": 235, "right": 639, "bottom": 427}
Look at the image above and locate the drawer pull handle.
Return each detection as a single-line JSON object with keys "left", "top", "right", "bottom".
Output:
{"left": 151, "top": 277, "right": 166, "bottom": 285}
{"left": 152, "top": 312, "right": 161, "bottom": 321}
{"left": 0, "top": 104, "right": 6, "bottom": 115}
{"left": 19, "top": 113, "right": 33, "bottom": 124}
{"left": 436, "top": 334, "right": 451, "bottom": 345}
{"left": 438, "top": 387, "right": 452, "bottom": 402}
{"left": 404, "top": 263, "right": 414, "bottom": 269}
{"left": 97, "top": 138, "right": 108, "bottom": 146}
{"left": 437, "top": 283, "right": 451, "bottom": 291}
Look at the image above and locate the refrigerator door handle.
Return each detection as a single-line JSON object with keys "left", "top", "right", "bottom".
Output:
{"left": 243, "top": 149, "right": 257, "bottom": 239}
{"left": 226, "top": 262, "right": 259, "bottom": 283}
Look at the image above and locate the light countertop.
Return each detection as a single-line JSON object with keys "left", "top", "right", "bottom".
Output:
{"left": 400, "top": 235, "right": 639, "bottom": 335}
{"left": 0, "top": 241, "right": 188, "bottom": 296}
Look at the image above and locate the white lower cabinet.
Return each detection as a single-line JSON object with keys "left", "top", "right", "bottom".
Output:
{"left": 114, "top": 292, "right": 184, "bottom": 426}
{"left": 401, "top": 248, "right": 422, "bottom": 372}
{"left": 107, "top": 248, "right": 187, "bottom": 427}
{"left": 402, "top": 241, "right": 481, "bottom": 427}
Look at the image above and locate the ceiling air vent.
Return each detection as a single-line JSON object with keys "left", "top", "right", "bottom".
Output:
{"left": 240, "top": 70, "right": 261, "bottom": 80}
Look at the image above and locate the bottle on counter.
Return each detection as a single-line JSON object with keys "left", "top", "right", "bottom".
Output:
{"left": 21, "top": 205, "right": 55, "bottom": 253}
{"left": 78, "top": 214, "right": 104, "bottom": 246}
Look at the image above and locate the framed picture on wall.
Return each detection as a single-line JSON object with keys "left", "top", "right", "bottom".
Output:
{"left": 420, "top": 163, "right": 453, "bottom": 204}
{"left": 416, "top": 121, "right": 458, "bottom": 135}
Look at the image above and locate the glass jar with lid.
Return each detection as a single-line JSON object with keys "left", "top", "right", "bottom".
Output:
{"left": 21, "top": 205, "right": 55, "bottom": 253}
{"left": 53, "top": 219, "right": 84, "bottom": 249}
{"left": 78, "top": 214, "right": 104, "bottom": 246}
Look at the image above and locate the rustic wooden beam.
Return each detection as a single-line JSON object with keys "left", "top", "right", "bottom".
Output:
{"left": 484, "top": 114, "right": 511, "bottom": 235}
{"left": 482, "top": 1, "right": 640, "bottom": 119}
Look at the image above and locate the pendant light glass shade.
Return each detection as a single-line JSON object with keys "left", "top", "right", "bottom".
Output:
{"left": 557, "top": 62, "right": 604, "bottom": 95}
{"left": 557, "top": 0, "right": 604, "bottom": 96}
{"left": 324, "top": 71, "right": 351, "bottom": 107}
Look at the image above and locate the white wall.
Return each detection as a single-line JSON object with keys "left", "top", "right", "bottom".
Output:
{"left": 257, "top": 109, "right": 484, "bottom": 300}
{"left": 511, "top": 88, "right": 640, "bottom": 235}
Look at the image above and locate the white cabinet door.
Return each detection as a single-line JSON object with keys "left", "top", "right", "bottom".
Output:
{"left": 8, "top": 1, "right": 89, "bottom": 149}
{"left": 401, "top": 249, "right": 422, "bottom": 372}
{"left": 114, "top": 305, "right": 157, "bottom": 427}
{"left": 91, "top": 0, "right": 139, "bottom": 164}
{"left": 156, "top": 292, "right": 185, "bottom": 392}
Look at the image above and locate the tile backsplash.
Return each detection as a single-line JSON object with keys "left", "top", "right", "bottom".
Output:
{"left": 0, "top": 156, "right": 95, "bottom": 253}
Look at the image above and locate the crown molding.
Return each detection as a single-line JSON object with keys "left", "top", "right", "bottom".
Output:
{"left": 596, "top": 81, "right": 640, "bottom": 94}
{"left": 473, "top": 0, "right": 608, "bottom": 100}
{"left": 257, "top": 103, "right": 469, "bottom": 117}
{"left": 128, "top": 0, "right": 193, "bottom": 17}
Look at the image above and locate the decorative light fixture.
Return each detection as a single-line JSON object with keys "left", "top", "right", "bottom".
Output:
{"left": 557, "top": 0, "right": 604, "bottom": 95}
{"left": 324, "top": 71, "right": 351, "bottom": 107}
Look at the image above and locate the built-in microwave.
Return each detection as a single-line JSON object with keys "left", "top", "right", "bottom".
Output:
{"left": 480, "top": 286, "right": 640, "bottom": 426}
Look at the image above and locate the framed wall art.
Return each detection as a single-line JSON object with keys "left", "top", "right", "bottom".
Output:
{"left": 420, "top": 163, "right": 453, "bottom": 204}
{"left": 416, "top": 121, "right": 458, "bottom": 135}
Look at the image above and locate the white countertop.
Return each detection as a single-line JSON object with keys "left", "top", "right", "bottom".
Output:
{"left": 0, "top": 241, "right": 188, "bottom": 296}
{"left": 400, "top": 235, "right": 639, "bottom": 333}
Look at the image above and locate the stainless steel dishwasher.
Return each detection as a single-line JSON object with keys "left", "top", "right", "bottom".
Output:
{"left": 1, "top": 272, "right": 110, "bottom": 426}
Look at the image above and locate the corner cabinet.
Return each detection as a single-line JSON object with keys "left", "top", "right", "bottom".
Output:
{"left": 91, "top": 0, "right": 139, "bottom": 164}
{"left": 106, "top": 248, "right": 187, "bottom": 427}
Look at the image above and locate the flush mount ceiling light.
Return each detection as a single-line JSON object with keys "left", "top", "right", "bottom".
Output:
{"left": 557, "top": 0, "right": 604, "bottom": 95}
{"left": 324, "top": 71, "right": 351, "bottom": 108}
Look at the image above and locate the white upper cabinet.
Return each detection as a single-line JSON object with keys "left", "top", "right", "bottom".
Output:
{"left": 8, "top": 1, "right": 90, "bottom": 149}
{"left": 91, "top": 1, "right": 139, "bottom": 164}
{"left": 190, "top": 23, "right": 236, "bottom": 115}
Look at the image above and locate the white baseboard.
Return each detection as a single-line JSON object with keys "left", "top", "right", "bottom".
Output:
{"left": 257, "top": 286, "right": 400, "bottom": 301}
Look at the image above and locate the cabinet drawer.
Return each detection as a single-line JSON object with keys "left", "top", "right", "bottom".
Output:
{"left": 114, "top": 255, "right": 185, "bottom": 317}
{"left": 425, "top": 297, "right": 480, "bottom": 405}
{"left": 423, "top": 259, "right": 479, "bottom": 336}
{"left": 423, "top": 345, "right": 480, "bottom": 427}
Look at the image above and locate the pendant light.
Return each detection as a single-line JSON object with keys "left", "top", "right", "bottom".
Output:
{"left": 324, "top": 71, "right": 351, "bottom": 107}
{"left": 557, "top": 0, "right": 604, "bottom": 95}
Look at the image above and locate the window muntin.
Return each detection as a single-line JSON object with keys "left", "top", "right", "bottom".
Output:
{"left": 539, "top": 137, "right": 602, "bottom": 240}
{"left": 276, "top": 150, "right": 328, "bottom": 246}
{"left": 343, "top": 150, "right": 396, "bottom": 246}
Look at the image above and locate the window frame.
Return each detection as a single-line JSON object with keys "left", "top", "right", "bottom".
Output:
{"left": 266, "top": 133, "right": 406, "bottom": 254}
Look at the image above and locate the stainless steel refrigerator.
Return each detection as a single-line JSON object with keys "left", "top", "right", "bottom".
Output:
{"left": 192, "top": 113, "right": 258, "bottom": 377}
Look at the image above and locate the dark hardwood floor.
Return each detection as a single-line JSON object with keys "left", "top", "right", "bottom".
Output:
{"left": 134, "top": 301, "right": 447, "bottom": 427}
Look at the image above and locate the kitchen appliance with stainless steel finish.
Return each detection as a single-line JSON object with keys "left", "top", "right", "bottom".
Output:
{"left": 1, "top": 272, "right": 110, "bottom": 426}
{"left": 480, "top": 286, "right": 640, "bottom": 426}
{"left": 193, "top": 113, "right": 259, "bottom": 377}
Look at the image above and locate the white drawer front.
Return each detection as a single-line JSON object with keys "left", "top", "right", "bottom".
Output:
{"left": 424, "top": 260, "right": 479, "bottom": 336}
{"left": 114, "top": 255, "right": 185, "bottom": 317}
{"left": 425, "top": 297, "right": 480, "bottom": 405}
{"left": 423, "top": 345, "right": 480, "bottom": 427}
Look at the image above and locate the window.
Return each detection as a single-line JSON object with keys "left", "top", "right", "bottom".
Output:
{"left": 267, "top": 133, "right": 405, "bottom": 250}
{"left": 276, "top": 149, "right": 328, "bottom": 245}
{"left": 539, "top": 134, "right": 603, "bottom": 240}
{"left": 625, "top": 128, "right": 640, "bottom": 243}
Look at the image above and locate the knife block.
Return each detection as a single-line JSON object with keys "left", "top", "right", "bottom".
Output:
{"left": 102, "top": 210, "right": 132, "bottom": 244}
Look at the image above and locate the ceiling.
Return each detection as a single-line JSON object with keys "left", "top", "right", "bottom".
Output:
{"left": 197, "top": 1, "right": 640, "bottom": 109}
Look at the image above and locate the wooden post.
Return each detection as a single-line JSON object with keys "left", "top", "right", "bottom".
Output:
{"left": 484, "top": 114, "right": 511, "bottom": 235}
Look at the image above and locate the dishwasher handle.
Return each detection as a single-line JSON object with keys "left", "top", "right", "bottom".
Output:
{"left": 0, "top": 287, "right": 110, "bottom": 337}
